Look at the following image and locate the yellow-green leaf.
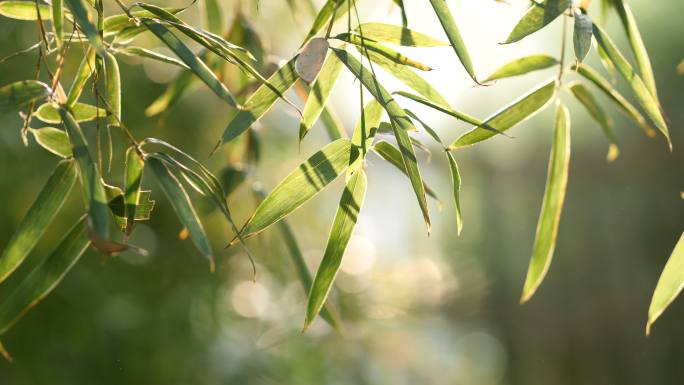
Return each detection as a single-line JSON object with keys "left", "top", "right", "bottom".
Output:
{"left": 354, "top": 22, "right": 448, "bottom": 47}
{"left": 568, "top": 82, "right": 618, "bottom": 161}
{"left": 66, "top": 48, "right": 96, "bottom": 108}
{"left": 124, "top": 147, "right": 145, "bottom": 234}
{"left": 339, "top": 33, "right": 432, "bottom": 71}
{"left": 0, "top": 1, "right": 51, "bottom": 20}
{"left": 484, "top": 54, "right": 559, "bottom": 83}
{"left": 446, "top": 152, "right": 463, "bottom": 236}
{"left": 300, "top": 53, "right": 343, "bottom": 141}
{"left": 647, "top": 232, "right": 684, "bottom": 335}
{"left": 30, "top": 127, "right": 72, "bottom": 158}
{"left": 51, "top": 0, "right": 63, "bottom": 45}
{"left": 428, "top": 0, "right": 478, "bottom": 83}
{"left": 348, "top": 99, "right": 384, "bottom": 177}
{"left": 103, "top": 51, "right": 121, "bottom": 128}
{"left": 0, "top": 80, "right": 50, "bottom": 112}
{"left": 64, "top": 0, "right": 103, "bottom": 52}
{"left": 504, "top": 0, "right": 572, "bottom": 44}
{"left": 35, "top": 102, "right": 105, "bottom": 124}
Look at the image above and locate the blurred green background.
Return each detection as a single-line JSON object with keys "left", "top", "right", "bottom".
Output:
{"left": 0, "top": 0, "right": 682, "bottom": 384}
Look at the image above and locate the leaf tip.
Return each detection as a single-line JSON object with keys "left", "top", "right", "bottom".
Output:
{"left": 0, "top": 341, "right": 12, "bottom": 363}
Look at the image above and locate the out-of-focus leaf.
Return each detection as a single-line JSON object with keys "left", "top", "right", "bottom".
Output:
{"left": 338, "top": 33, "right": 432, "bottom": 71}
{"left": 64, "top": 0, "right": 103, "bottom": 52}
{"left": 572, "top": 64, "right": 655, "bottom": 137}
{"left": 146, "top": 156, "right": 214, "bottom": 271}
{"left": 320, "top": 104, "right": 347, "bottom": 140}
{"left": 145, "top": 69, "right": 195, "bottom": 116}
{"left": 103, "top": 51, "right": 121, "bottom": 128}
{"left": 305, "top": 169, "right": 366, "bottom": 330}
{"left": 296, "top": 37, "right": 329, "bottom": 83}
{"left": 392, "top": 0, "right": 407, "bottom": 26}
{"left": 521, "top": 102, "right": 571, "bottom": 303}
{"left": 117, "top": 46, "right": 189, "bottom": 69}
{"left": 0, "top": 159, "right": 77, "bottom": 283}
{"left": 30, "top": 127, "right": 72, "bottom": 158}
{"left": 354, "top": 22, "right": 448, "bottom": 47}
{"left": 568, "top": 82, "right": 618, "bottom": 161}
{"left": 595, "top": 38, "right": 616, "bottom": 82}
{"left": 446, "top": 152, "right": 463, "bottom": 236}
{"left": 371, "top": 140, "right": 439, "bottom": 201}
{"left": 0, "top": 1, "right": 51, "bottom": 20}
{"left": 108, "top": 190, "right": 155, "bottom": 231}
{"left": 504, "top": 0, "right": 572, "bottom": 44}
{"left": 59, "top": 108, "right": 109, "bottom": 240}
{"left": 484, "top": 55, "right": 559, "bottom": 83}
{"left": 300, "top": 52, "right": 342, "bottom": 141}
{"left": 202, "top": 0, "right": 223, "bottom": 34}
{"left": 240, "top": 139, "right": 352, "bottom": 239}
{"left": 52, "top": 0, "right": 63, "bottom": 45}
{"left": 573, "top": 11, "right": 592, "bottom": 62}
{"left": 124, "top": 147, "right": 145, "bottom": 234}
{"left": 428, "top": 0, "right": 478, "bottom": 83}
{"left": 449, "top": 79, "right": 556, "bottom": 150}
{"left": 646, "top": 232, "right": 684, "bottom": 335}
{"left": 592, "top": 23, "right": 670, "bottom": 148}
{"left": 217, "top": 56, "right": 299, "bottom": 148}
{"left": 333, "top": 48, "right": 430, "bottom": 234}
{"left": 66, "top": 48, "right": 96, "bottom": 108}
{"left": 0, "top": 218, "right": 90, "bottom": 336}
{"left": 35, "top": 102, "right": 105, "bottom": 124}
{"left": 103, "top": 8, "right": 182, "bottom": 36}
{"left": 301, "top": 0, "right": 349, "bottom": 45}
{"left": 0, "top": 80, "right": 50, "bottom": 112}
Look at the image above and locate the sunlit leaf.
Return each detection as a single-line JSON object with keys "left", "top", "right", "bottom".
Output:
{"left": 124, "top": 147, "right": 145, "bottom": 234}
{"left": 202, "top": 0, "right": 223, "bottom": 34}
{"left": 0, "top": 218, "right": 90, "bottom": 336}
{"left": 52, "top": 0, "right": 63, "bottom": 45}
{"left": 117, "top": 46, "right": 189, "bottom": 69}
{"left": 568, "top": 82, "right": 618, "bottom": 161}
{"left": 647, "top": 232, "right": 684, "bottom": 335}
{"left": 103, "top": 51, "right": 121, "bottom": 128}
{"left": 484, "top": 55, "right": 559, "bottom": 83}
{"left": 305, "top": 169, "right": 367, "bottom": 330}
{"left": 573, "top": 11, "right": 592, "bottom": 63}
{"left": 35, "top": 102, "right": 105, "bottom": 124}
{"left": 144, "top": 69, "right": 195, "bottom": 116}
{"left": 301, "top": 0, "right": 349, "bottom": 45}
{"left": 449, "top": 79, "right": 556, "bottom": 150}
{"left": 354, "top": 22, "right": 448, "bottom": 47}
{"left": 521, "top": 102, "right": 571, "bottom": 303}
{"left": 300, "top": 52, "right": 342, "bottom": 141}
{"left": 64, "top": 0, "right": 103, "bottom": 52}
{"left": 446, "top": 152, "right": 463, "bottom": 236}
{"left": 338, "top": 33, "right": 433, "bottom": 71}
{"left": 371, "top": 140, "right": 439, "bottom": 201}
{"left": 66, "top": 48, "right": 96, "bottom": 108}
{"left": 428, "top": 0, "right": 478, "bottom": 83}
{"left": 348, "top": 99, "right": 384, "bottom": 177}
{"left": 504, "top": 0, "right": 572, "bottom": 44}
{"left": 0, "top": 80, "right": 51, "bottom": 113}
{"left": 395, "top": 90, "right": 483, "bottom": 127}
{"left": 29, "top": 127, "right": 72, "bottom": 158}
{"left": 0, "top": 1, "right": 51, "bottom": 20}
{"left": 0, "top": 159, "right": 77, "bottom": 283}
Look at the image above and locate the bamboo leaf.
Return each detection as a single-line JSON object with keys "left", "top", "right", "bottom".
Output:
{"left": 0, "top": 218, "right": 90, "bottom": 336}
{"left": 302, "top": 0, "right": 349, "bottom": 45}
{"left": 305, "top": 169, "right": 366, "bottom": 330}
{"left": 573, "top": 11, "right": 592, "bottom": 63}
{"left": 504, "top": 0, "right": 572, "bottom": 44}
{"left": 0, "top": 80, "right": 51, "bottom": 113}
{"left": 568, "top": 82, "right": 618, "bottom": 161}
{"left": 572, "top": 63, "right": 655, "bottom": 137}
{"left": 0, "top": 1, "right": 51, "bottom": 20}
{"left": 354, "top": 22, "right": 448, "bottom": 47}
{"left": 0, "top": 159, "right": 77, "bottom": 283}
{"left": 64, "top": 0, "right": 103, "bottom": 52}
{"left": 449, "top": 79, "right": 556, "bottom": 150}
{"left": 646, "top": 232, "right": 684, "bottom": 335}
{"left": 521, "top": 102, "right": 571, "bottom": 303}
{"left": 117, "top": 46, "right": 189, "bottom": 69}
{"left": 428, "top": 0, "right": 478, "bottom": 83}
{"left": 339, "top": 33, "right": 433, "bottom": 71}
{"left": 371, "top": 140, "right": 439, "bottom": 201}
{"left": 446, "top": 152, "right": 463, "bottom": 236}
{"left": 52, "top": 0, "right": 63, "bottom": 45}
{"left": 484, "top": 54, "right": 559, "bottom": 83}
{"left": 144, "top": 69, "right": 195, "bottom": 116}
{"left": 124, "top": 147, "right": 144, "bottom": 234}
{"left": 202, "top": 0, "right": 223, "bottom": 34}
{"left": 146, "top": 156, "right": 214, "bottom": 271}
{"left": 66, "top": 48, "right": 96, "bottom": 108}
{"left": 29, "top": 127, "right": 72, "bottom": 158}
{"left": 240, "top": 138, "right": 352, "bottom": 239}
{"left": 300, "top": 52, "right": 343, "bottom": 141}
{"left": 394, "top": 90, "right": 483, "bottom": 127}
{"left": 348, "top": 99, "right": 384, "bottom": 177}
{"left": 103, "top": 51, "right": 121, "bottom": 128}
{"left": 35, "top": 102, "right": 105, "bottom": 124}
{"left": 592, "top": 23, "right": 670, "bottom": 148}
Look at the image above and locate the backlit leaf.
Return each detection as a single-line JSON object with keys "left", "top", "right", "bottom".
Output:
{"left": 504, "top": 0, "right": 572, "bottom": 44}
{"left": 52, "top": 0, "right": 63, "bottom": 45}
{"left": 66, "top": 48, "right": 96, "bottom": 108}
{"left": 354, "top": 22, "right": 448, "bottom": 47}
{"left": 647, "top": 232, "right": 684, "bottom": 335}
{"left": 446, "top": 152, "right": 463, "bottom": 236}
{"left": 202, "top": 0, "right": 223, "bottom": 34}
{"left": 371, "top": 140, "right": 439, "bottom": 201}
{"left": 0, "top": 80, "right": 50, "bottom": 113}
{"left": 64, "top": 0, "right": 103, "bottom": 52}
{"left": 30, "top": 127, "right": 72, "bottom": 158}
{"left": 124, "top": 147, "right": 145, "bottom": 234}
{"left": 0, "top": 1, "right": 51, "bottom": 20}
{"left": 428, "top": 0, "right": 478, "bottom": 83}
{"left": 300, "top": 52, "right": 343, "bottom": 141}
{"left": 103, "top": 51, "right": 121, "bottom": 128}
{"left": 117, "top": 46, "right": 190, "bottom": 69}
{"left": 484, "top": 54, "right": 559, "bottom": 83}
{"left": 35, "top": 102, "right": 105, "bottom": 124}
{"left": 339, "top": 33, "right": 432, "bottom": 71}
{"left": 348, "top": 99, "right": 384, "bottom": 176}
{"left": 568, "top": 82, "right": 618, "bottom": 161}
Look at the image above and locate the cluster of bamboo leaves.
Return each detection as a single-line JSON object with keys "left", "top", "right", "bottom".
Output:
{"left": 0, "top": 0, "right": 679, "bottom": 358}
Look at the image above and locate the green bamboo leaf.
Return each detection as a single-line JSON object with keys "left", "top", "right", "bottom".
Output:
{"left": 35, "top": 102, "right": 105, "bottom": 124}
{"left": 0, "top": 159, "right": 77, "bottom": 283}
{"left": 103, "top": 51, "right": 121, "bottom": 128}
{"left": 59, "top": 108, "right": 109, "bottom": 240}
{"left": 428, "top": 0, "right": 478, "bottom": 83}
{"left": 354, "top": 22, "right": 448, "bottom": 47}
{"left": 484, "top": 54, "right": 559, "bottom": 83}
{"left": 108, "top": 190, "right": 155, "bottom": 231}
{"left": 320, "top": 103, "right": 347, "bottom": 140}
{"left": 301, "top": 0, "right": 349, "bottom": 45}
{"left": 66, "top": 48, "right": 96, "bottom": 108}
{"left": 202, "top": 0, "right": 223, "bottom": 34}
{"left": 0, "top": 1, "right": 51, "bottom": 20}
{"left": 392, "top": 0, "right": 408, "bottom": 27}
{"left": 124, "top": 147, "right": 144, "bottom": 234}
{"left": 240, "top": 139, "right": 352, "bottom": 239}
{"left": 572, "top": 64, "right": 655, "bottom": 137}
{"left": 614, "top": 0, "right": 658, "bottom": 100}
{"left": 146, "top": 156, "right": 214, "bottom": 271}
{"left": 371, "top": 140, "right": 439, "bottom": 201}
{"left": 300, "top": 53, "right": 343, "bottom": 141}
{"left": 0, "top": 80, "right": 51, "bottom": 112}
{"left": 595, "top": 38, "right": 617, "bottom": 82}
{"left": 592, "top": 23, "right": 670, "bottom": 149}
{"left": 573, "top": 12, "right": 592, "bottom": 63}
{"left": 449, "top": 79, "right": 556, "bottom": 150}
{"left": 568, "top": 82, "right": 618, "bottom": 161}
{"left": 394, "top": 90, "right": 483, "bottom": 127}
{"left": 305, "top": 169, "right": 367, "bottom": 330}
{"left": 405, "top": 109, "right": 444, "bottom": 146}
{"left": 64, "top": 0, "right": 103, "bottom": 52}
{"left": 646, "top": 232, "right": 684, "bottom": 335}
{"left": 141, "top": 19, "right": 239, "bottom": 109}
{"left": 145, "top": 69, "right": 195, "bottom": 116}
{"left": 117, "top": 46, "right": 189, "bottom": 69}
{"left": 348, "top": 99, "right": 384, "bottom": 177}
{"left": 332, "top": 48, "right": 430, "bottom": 233}
{"left": 504, "top": 0, "right": 572, "bottom": 44}
{"left": 52, "top": 0, "right": 63, "bottom": 45}
{"left": 29, "top": 127, "right": 72, "bottom": 158}
{"left": 446, "top": 152, "right": 463, "bottom": 236}
{"left": 103, "top": 8, "right": 183, "bottom": 36}
{"left": 217, "top": 56, "right": 299, "bottom": 148}
{"left": 521, "top": 102, "right": 571, "bottom": 303}
{"left": 338, "top": 33, "right": 433, "bottom": 71}
{"left": 0, "top": 218, "right": 90, "bottom": 336}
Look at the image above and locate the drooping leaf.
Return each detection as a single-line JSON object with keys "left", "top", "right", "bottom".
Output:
{"left": 504, "top": 0, "right": 573, "bottom": 44}
{"left": 64, "top": 0, "right": 103, "bottom": 52}
{"left": 0, "top": 159, "right": 77, "bottom": 283}
{"left": 371, "top": 140, "right": 439, "bottom": 201}
{"left": 300, "top": 52, "right": 343, "bottom": 140}
{"left": 428, "top": 0, "right": 478, "bottom": 83}
{"left": 66, "top": 48, "right": 96, "bottom": 108}
{"left": 301, "top": 0, "right": 349, "bottom": 45}
{"left": 146, "top": 156, "right": 214, "bottom": 271}
{"left": 320, "top": 104, "right": 347, "bottom": 140}
{"left": 573, "top": 11, "right": 592, "bottom": 63}
{"left": 124, "top": 147, "right": 145, "bottom": 234}
{"left": 202, "top": 0, "right": 223, "bottom": 34}
{"left": 568, "top": 82, "right": 618, "bottom": 161}
{"left": 117, "top": 46, "right": 189, "bottom": 69}
{"left": 144, "top": 68, "right": 195, "bottom": 116}
{"left": 0, "top": 218, "right": 90, "bottom": 336}
{"left": 0, "top": 1, "right": 51, "bottom": 20}
{"left": 354, "top": 22, "right": 448, "bottom": 47}
{"left": 395, "top": 91, "right": 483, "bottom": 127}
{"left": 646, "top": 232, "right": 684, "bottom": 335}
{"left": 305, "top": 169, "right": 367, "bottom": 330}
{"left": 484, "top": 55, "right": 559, "bottom": 83}
{"left": 52, "top": 0, "right": 63, "bottom": 45}
{"left": 338, "top": 33, "right": 433, "bottom": 71}
{"left": 103, "top": 51, "right": 121, "bottom": 128}
{"left": 29, "top": 127, "right": 72, "bottom": 158}
{"left": 449, "top": 79, "right": 556, "bottom": 150}
{"left": 572, "top": 64, "right": 655, "bottom": 137}
{"left": 595, "top": 38, "right": 617, "bottom": 82}
{"left": 240, "top": 139, "right": 352, "bottom": 239}
{"left": 592, "top": 23, "right": 670, "bottom": 148}
{"left": 446, "top": 152, "right": 463, "bottom": 236}
{"left": 35, "top": 102, "right": 105, "bottom": 124}
{"left": 348, "top": 99, "right": 384, "bottom": 176}
{"left": 0, "top": 80, "right": 51, "bottom": 113}
{"left": 520, "top": 102, "right": 571, "bottom": 303}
